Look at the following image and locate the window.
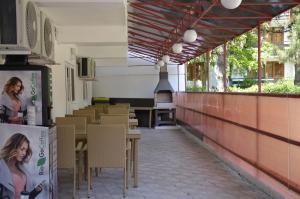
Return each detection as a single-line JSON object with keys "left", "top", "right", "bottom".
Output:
{"left": 266, "top": 27, "right": 284, "bottom": 45}
{"left": 65, "top": 63, "right": 75, "bottom": 102}
{"left": 265, "top": 61, "right": 284, "bottom": 79}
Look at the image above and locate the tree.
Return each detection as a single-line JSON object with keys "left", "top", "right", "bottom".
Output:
{"left": 187, "top": 22, "right": 279, "bottom": 90}
{"left": 227, "top": 30, "right": 258, "bottom": 81}
{"left": 278, "top": 6, "right": 300, "bottom": 85}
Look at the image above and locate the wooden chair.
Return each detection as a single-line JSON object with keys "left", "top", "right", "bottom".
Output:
{"left": 115, "top": 103, "right": 130, "bottom": 109}
{"left": 87, "top": 124, "right": 127, "bottom": 197}
{"left": 56, "top": 117, "right": 87, "bottom": 136}
{"left": 57, "top": 125, "right": 76, "bottom": 198}
{"left": 100, "top": 114, "right": 131, "bottom": 185}
{"left": 107, "top": 106, "right": 129, "bottom": 114}
{"left": 73, "top": 109, "right": 97, "bottom": 123}
{"left": 100, "top": 115, "right": 129, "bottom": 130}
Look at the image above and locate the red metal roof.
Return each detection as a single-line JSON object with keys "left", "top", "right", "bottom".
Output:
{"left": 128, "top": 0, "right": 300, "bottom": 64}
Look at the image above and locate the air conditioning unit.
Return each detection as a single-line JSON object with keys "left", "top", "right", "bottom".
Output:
{"left": 77, "top": 57, "right": 96, "bottom": 80}
{"left": 40, "top": 11, "right": 55, "bottom": 63}
{"left": 0, "top": 0, "right": 41, "bottom": 55}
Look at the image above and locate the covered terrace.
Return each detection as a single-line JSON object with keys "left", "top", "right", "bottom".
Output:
{"left": 127, "top": 0, "right": 300, "bottom": 198}
{"left": 30, "top": 0, "right": 300, "bottom": 198}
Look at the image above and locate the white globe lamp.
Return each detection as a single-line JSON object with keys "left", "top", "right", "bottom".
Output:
{"left": 172, "top": 43, "right": 183, "bottom": 54}
{"left": 183, "top": 29, "right": 197, "bottom": 43}
{"left": 221, "top": 0, "right": 242, "bottom": 9}
{"left": 158, "top": 60, "right": 165, "bottom": 67}
{"left": 162, "top": 55, "right": 170, "bottom": 64}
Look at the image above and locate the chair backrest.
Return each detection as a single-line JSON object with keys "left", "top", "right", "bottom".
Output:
{"left": 73, "top": 109, "right": 96, "bottom": 122}
{"left": 115, "top": 103, "right": 130, "bottom": 109}
{"left": 107, "top": 106, "right": 129, "bottom": 114}
{"left": 100, "top": 115, "right": 129, "bottom": 132}
{"left": 57, "top": 125, "right": 75, "bottom": 168}
{"left": 56, "top": 117, "right": 87, "bottom": 134}
{"left": 84, "top": 107, "right": 104, "bottom": 120}
{"left": 66, "top": 114, "right": 93, "bottom": 124}
{"left": 87, "top": 124, "right": 126, "bottom": 168}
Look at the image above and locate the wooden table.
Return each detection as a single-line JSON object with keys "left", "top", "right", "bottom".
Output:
{"left": 129, "top": 112, "right": 136, "bottom": 118}
{"left": 128, "top": 130, "right": 141, "bottom": 188}
{"left": 129, "top": 118, "right": 138, "bottom": 129}
{"left": 130, "top": 107, "right": 153, "bottom": 128}
{"left": 75, "top": 130, "right": 141, "bottom": 188}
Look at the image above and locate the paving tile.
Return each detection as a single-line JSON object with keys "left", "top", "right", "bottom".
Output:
{"left": 58, "top": 128, "right": 272, "bottom": 199}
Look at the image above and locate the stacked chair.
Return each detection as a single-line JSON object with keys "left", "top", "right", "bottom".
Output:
{"left": 87, "top": 124, "right": 127, "bottom": 197}
{"left": 56, "top": 125, "right": 77, "bottom": 198}
{"left": 56, "top": 103, "right": 137, "bottom": 198}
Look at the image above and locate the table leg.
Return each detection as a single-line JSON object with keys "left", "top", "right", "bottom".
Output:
{"left": 149, "top": 110, "right": 152, "bottom": 128}
{"left": 133, "top": 139, "right": 139, "bottom": 187}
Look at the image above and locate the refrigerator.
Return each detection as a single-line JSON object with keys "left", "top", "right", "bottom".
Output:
{"left": 0, "top": 123, "right": 57, "bottom": 199}
{"left": 0, "top": 64, "right": 52, "bottom": 126}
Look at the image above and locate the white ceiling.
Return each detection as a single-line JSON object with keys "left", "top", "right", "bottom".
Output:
{"left": 35, "top": 0, "right": 128, "bottom": 63}
{"left": 36, "top": 2, "right": 126, "bottom": 26}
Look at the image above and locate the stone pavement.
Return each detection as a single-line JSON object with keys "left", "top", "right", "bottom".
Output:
{"left": 58, "top": 128, "right": 272, "bottom": 199}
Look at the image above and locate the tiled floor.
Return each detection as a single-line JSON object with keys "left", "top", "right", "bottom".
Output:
{"left": 58, "top": 128, "right": 272, "bottom": 199}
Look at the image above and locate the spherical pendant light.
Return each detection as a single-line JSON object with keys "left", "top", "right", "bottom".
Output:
{"left": 162, "top": 55, "right": 170, "bottom": 64}
{"left": 158, "top": 60, "right": 165, "bottom": 67}
{"left": 172, "top": 43, "right": 183, "bottom": 54}
{"left": 221, "top": 0, "right": 242, "bottom": 9}
{"left": 183, "top": 29, "right": 197, "bottom": 43}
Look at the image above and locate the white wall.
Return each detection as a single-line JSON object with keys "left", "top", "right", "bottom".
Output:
{"left": 168, "top": 64, "right": 185, "bottom": 92}
{"left": 284, "top": 62, "right": 295, "bottom": 80}
{"left": 209, "top": 65, "right": 224, "bottom": 91}
{"left": 57, "top": 25, "right": 127, "bottom": 44}
{"left": 93, "top": 63, "right": 185, "bottom": 98}
{"left": 50, "top": 42, "right": 93, "bottom": 118}
{"left": 93, "top": 65, "right": 158, "bottom": 98}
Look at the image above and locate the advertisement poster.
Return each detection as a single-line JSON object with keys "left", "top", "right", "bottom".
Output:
{"left": 0, "top": 71, "right": 43, "bottom": 125}
{"left": 0, "top": 124, "right": 53, "bottom": 199}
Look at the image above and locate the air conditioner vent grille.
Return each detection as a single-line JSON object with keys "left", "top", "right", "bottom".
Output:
{"left": 26, "top": 1, "right": 37, "bottom": 49}
{"left": 44, "top": 18, "right": 53, "bottom": 57}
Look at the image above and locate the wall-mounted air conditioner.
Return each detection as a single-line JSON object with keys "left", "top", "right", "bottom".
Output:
{"left": 77, "top": 57, "right": 96, "bottom": 80}
{"left": 40, "top": 11, "right": 55, "bottom": 63}
{"left": 0, "top": 0, "right": 41, "bottom": 55}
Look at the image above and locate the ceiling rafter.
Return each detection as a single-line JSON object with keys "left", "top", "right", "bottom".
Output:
{"left": 128, "top": 0, "right": 300, "bottom": 64}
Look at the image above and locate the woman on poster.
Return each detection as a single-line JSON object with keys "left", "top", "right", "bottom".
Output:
{"left": 0, "top": 133, "right": 44, "bottom": 199}
{"left": 0, "top": 77, "right": 25, "bottom": 124}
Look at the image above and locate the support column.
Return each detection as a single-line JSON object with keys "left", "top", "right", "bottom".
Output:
{"left": 223, "top": 42, "right": 227, "bottom": 92}
{"left": 184, "top": 63, "right": 187, "bottom": 91}
{"left": 193, "top": 64, "right": 197, "bottom": 91}
{"left": 258, "top": 22, "right": 262, "bottom": 93}
{"left": 206, "top": 51, "right": 211, "bottom": 91}
{"left": 177, "top": 64, "right": 180, "bottom": 92}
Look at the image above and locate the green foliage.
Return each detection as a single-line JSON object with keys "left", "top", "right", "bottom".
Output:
{"left": 227, "top": 30, "right": 258, "bottom": 76}
{"left": 186, "top": 81, "right": 206, "bottom": 92}
{"left": 239, "top": 78, "right": 256, "bottom": 89}
{"left": 187, "top": 46, "right": 222, "bottom": 68}
{"left": 228, "top": 80, "right": 300, "bottom": 93}
{"left": 228, "top": 85, "right": 258, "bottom": 93}
{"left": 186, "top": 85, "right": 206, "bottom": 92}
{"left": 263, "top": 80, "right": 300, "bottom": 93}
{"left": 188, "top": 55, "right": 205, "bottom": 66}
{"left": 187, "top": 7, "right": 299, "bottom": 87}
{"left": 272, "top": 6, "right": 300, "bottom": 65}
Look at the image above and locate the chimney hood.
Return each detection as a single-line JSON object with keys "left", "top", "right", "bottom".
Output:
{"left": 154, "top": 71, "right": 174, "bottom": 93}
